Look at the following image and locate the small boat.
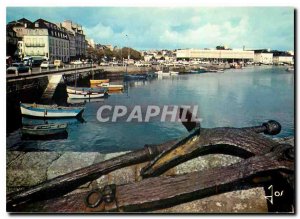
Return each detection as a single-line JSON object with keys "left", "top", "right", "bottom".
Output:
{"left": 90, "top": 79, "right": 110, "bottom": 85}
{"left": 68, "top": 92, "right": 107, "bottom": 99}
{"left": 286, "top": 67, "right": 294, "bottom": 72}
{"left": 170, "top": 71, "right": 179, "bottom": 75}
{"left": 20, "top": 102, "right": 84, "bottom": 118}
{"left": 97, "top": 83, "right": 124, "bottom": 91}
{"left": 155, "top": 71, "right": 171, "bottom": 76}
{"left": 67, "top": 97, "right": 105, "bottom": 104}
{"left": 66, "top": 86, "right": 108, "bottom": 94}
{"left": 124, "top": 74, "right": 147, "bottom": 81}
{"left": 21, "top": 123, "right": 68, "bottom": 136}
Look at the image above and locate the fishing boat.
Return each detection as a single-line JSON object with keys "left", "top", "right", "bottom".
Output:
{"left": 20, "top": 102, "right": 84, "bottom": 118}
{"left": 97, "top": 83, "right": 124, "bottom": 91}
{"left": 90, "top": 79, "right": 110, "bottom": 85}
{"left": 68, "top": 92, "right": 107, "bottom": 99}
{"left": 21, "top": 123, "right": 68, "bottom": 136}
{"left": 66, "top": 86, "right": 108, "bottom": 94}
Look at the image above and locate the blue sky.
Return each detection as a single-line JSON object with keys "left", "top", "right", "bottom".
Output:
{"left": 6, "top": 7, "right": 294, "bottom": 51}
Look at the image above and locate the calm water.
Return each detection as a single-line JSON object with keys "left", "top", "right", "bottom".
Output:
{"left": 7, "top": 66, "right": 294, "bottom": 153}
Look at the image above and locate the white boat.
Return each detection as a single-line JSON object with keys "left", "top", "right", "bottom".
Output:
{"left": 20, "top": 103, "right": 84, "bottom": 118}
{"left": 66, "top": 86, "right": 107, "bottom": 94}
{"left": 170, "top": 71, "right": 179, "bottom": 75}
{"left": 286, "top": 67, "right": 294, "bottom": 72}
{"left": 68, "top": 92, "right": 106, "bottom": 99}
{"left": 97, "top": 83, "right": 124, "bottom": 91}
{"left": 67, "top": 98, "right": 105, "bottom": 104}
{"left": 155, "top": 71, "right": 171, "bottom": 76}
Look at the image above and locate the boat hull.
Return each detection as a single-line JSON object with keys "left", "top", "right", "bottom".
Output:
{"left": 20, "top": 103, "right": 84, "bottom": 118}
{"left": 90, "top": 79, "right": 110, "bottom": 84}
{"left": 66, "top": 86, "right": 107, "bottom": 94}
{"left": 68, "top": 92, "right": 106, "bottom": 99}
{"left": 22, "top": 124, "right": 68, "bottom": 136}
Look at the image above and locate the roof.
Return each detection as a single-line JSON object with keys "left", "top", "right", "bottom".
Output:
{"left": 27, "top": 18, "right": 69, "bottom": 40}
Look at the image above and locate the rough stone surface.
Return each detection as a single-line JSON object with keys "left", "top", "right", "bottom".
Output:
{"left": 103, "top": 151, "right": 129, "bottom": 161}
{"left": 155, "top": 188, "right": 268, "bottom": 213}
{"left": 7, "top": 152, "right": 61, "bottom": 187}
{"left": 47, "top": 152, "right": 98, "bottom": 180}
{"left": 6, "top": 151, "right": 25, "bottom": 166}
{"left": 107, "top": 165, "right": 136, "bottom": 185}
{"left": 175, "top": 154, "right": 242, "bottom": 175}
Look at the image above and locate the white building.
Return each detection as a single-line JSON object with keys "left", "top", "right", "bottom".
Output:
{"left": 254, "top": 52, "right": 273, "bottom": 64}
{"left": 273, "top": 55, "right": 294, "bottom": 65}
{"left": 24, "top": 19, "right": 70, "bottom": 62}
{"left": 176, "top": 49, "right": 254, "bottom": 62}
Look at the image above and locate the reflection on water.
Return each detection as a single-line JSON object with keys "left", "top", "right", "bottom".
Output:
{"left": 7, "top": 66, "right": 294, "bottom": 153}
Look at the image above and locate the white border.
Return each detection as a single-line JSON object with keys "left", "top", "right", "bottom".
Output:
{"left": 1, "top": 0, "right": 298, "bottom": 218}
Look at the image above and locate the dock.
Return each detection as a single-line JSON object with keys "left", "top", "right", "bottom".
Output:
{"left": 40, "top": 75, "right": 63, "bottom": 104}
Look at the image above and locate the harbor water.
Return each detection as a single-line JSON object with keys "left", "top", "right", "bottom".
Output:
{"left": 7, "top": 66, "right": 294, "bottom": 153}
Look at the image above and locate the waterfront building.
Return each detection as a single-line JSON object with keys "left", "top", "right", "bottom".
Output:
{"left": 272, "top": 51, "right": 294, "bottom": 65}
{"left": 7, "top": 18, "right": 33, "bottom": 39}
{"left": 176, "top": 49, "right": 254, "bottom": 63}
{"left": 59, "top": 20, "right": 87, "bottom": 59}
{"left": 253, "top": 50, "right": 273, "bottom": 64}
{"left": 23, "top": 19, "right": 70, "bottom": 62}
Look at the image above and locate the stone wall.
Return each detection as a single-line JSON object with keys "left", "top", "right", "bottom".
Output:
{"left": 6, "top": 137, "right": 294, "bottom": 213}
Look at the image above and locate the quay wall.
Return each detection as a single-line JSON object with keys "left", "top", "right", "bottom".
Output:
{"left": 6, "top": 137, "right": 294, "bottom": 213}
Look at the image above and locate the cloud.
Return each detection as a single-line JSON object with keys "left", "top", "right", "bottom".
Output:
{"left": 7, "top": 7, "right": 294, "bottom": 51}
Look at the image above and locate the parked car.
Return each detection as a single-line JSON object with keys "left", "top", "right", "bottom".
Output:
{"left": 40, "top": 61, "right": 55, "bottom": 68}
{"left": 99, "top": 62, "right": 109, "bottom": 66}
{"left": 54, "top": 60, "right": 64, "bottom": 67}
{"left": 7, "top": 63, "right": 30, "bottom": 74}
{"left": 71, "top": 60, "right": 83, "bottom": 65}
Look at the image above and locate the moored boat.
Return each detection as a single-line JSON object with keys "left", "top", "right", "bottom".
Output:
{"left": 97, "top": 83, "right": 124, "bottom": 91}
{"left": 68, "top": 92, "right": 107, "bottom": 99}
{"left": 21, "top": 123, "right": 68, "bottom": 136}
{"left": 66, "top": 86, "right": 108, "bottom": 94}
{"left": 20, "top": 102, "right": 84, "bottom": 118}
{"left": 170, "top": 71, "right": 179, "bottom": 75}
{"left": 124, "top": 74, "right": 147, "bottom": 80}
{"left": 286, "top": 67, "right": 294, "bottom": 72}
{"left": 90, "top": 79, "right": 110, "bottom": 84}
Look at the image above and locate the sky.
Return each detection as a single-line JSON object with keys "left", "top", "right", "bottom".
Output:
{"left": 6, "top": 7, "right": 294, "bottom": 51}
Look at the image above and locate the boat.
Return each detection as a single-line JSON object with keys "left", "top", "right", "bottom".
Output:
{"left": 170, "top": 71, "right": 179, "bottom": 75}
{"left": 67, "top": 97, "right": 105, "bottom": 104}
{"left": 66, "top": 86, "right": 108, "bottom": 94}
{"left": 20, "top": 102, "right": 84, "bottom": 118}
{"left": 21, "top": 123, "right": 68, "bottom": 136}
{"left": 68, "top": 92, "right": 107, "bottom": 99}
{"left": 286, "top": 67, "right": 294, "bottom": 72}
{"left": 97, "top": 83, "right": 124, "bottom": 91}
{"left": 90, "top": 79, "right": 110, "bottom": 85}
{"left": 123, "top": 74, "right": 147, "bottom": 81}
{"left": 155, "top": 71, "right": 171, "bottom": 76}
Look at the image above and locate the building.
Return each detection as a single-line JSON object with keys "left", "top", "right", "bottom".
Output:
{"left": 176, "top": 49, "right": 254, "bottom": 63}
{"left": 6, "top": 25, "right": 19, "bottom": 57}
{"left": 24, "top": 19, "right": 70, "bottom": 62}
{"left": 7, "top": 18, "right": 33, "bottom": 39}
{"left": 59, "top": 20, "right": 86, "bottom": 58}
{"left": 253, "top": 50, "right": 273, "bottom": 64}
{"left": 272, "top": 51, "right": 294, "bottom": 65}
